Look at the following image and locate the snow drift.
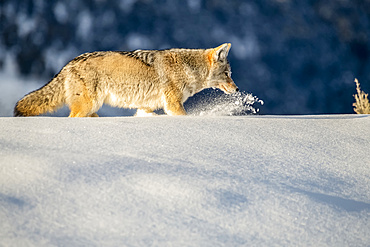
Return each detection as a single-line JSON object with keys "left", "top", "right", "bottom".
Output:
{"left": 0, "top": 115, "right": 369, "bottom": 246}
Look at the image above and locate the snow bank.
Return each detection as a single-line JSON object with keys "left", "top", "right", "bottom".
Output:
{"left": 0, "top": 115, "right": 369, "bottom": 246}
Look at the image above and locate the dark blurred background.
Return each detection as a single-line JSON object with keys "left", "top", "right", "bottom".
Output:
{"left": 1, "top": 0, "right": 369, "bottom": 115}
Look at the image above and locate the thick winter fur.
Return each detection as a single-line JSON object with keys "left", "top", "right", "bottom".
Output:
{"left": 14, "top": 43, "right": 238, "bottom": 117}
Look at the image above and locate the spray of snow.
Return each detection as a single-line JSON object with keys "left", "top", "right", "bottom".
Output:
{"left": 188, "top": 91, "right": 264, "bottom": 116}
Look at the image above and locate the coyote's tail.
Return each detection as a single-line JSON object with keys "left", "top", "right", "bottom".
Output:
{"left": 14, "top": 73, "right": 66, "bottom": 117}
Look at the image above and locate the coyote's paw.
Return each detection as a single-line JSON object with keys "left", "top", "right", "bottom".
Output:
{"left": 135, "top": 109, "right": 157, "bottom": 117}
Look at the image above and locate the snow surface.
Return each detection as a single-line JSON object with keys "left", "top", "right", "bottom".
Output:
{"left": 1, "top": 115, "right": 369, "bottom": 246}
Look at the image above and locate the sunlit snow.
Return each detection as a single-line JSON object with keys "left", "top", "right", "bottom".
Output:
{"left": 1, "top": 115, "right": 369, "bottom": 246}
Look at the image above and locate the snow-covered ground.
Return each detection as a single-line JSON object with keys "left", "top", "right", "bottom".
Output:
{"left": 1, "top": 114, "right": 369, "bottom": 246}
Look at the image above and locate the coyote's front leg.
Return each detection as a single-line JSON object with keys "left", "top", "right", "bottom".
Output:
{"left": 163, "top": 89, "right": 186, "bottom": 116}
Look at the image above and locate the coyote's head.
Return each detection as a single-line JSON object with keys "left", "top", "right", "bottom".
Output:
{"left": 206, "top": 43, "right": 239, "bottom": 94}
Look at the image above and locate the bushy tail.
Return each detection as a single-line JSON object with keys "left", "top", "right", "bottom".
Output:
{"left": 14, "top": 74, "right": 66, "bottom": 117}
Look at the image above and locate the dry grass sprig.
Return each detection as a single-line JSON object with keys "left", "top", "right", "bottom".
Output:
{"left": 353, "top": 78, "right": 370, "bottom": 114}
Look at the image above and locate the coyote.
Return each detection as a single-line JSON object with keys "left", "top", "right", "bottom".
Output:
{"left": 14, "top": 43, "right": 238, "bottom": 117}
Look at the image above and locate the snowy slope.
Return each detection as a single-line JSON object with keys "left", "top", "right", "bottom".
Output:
{"left": 0, "top": 115, "right": 369, "bottom": 246}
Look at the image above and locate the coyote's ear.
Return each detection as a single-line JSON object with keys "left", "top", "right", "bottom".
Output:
{"left": 208, "top": 43, "right": 231, "bottom": 65}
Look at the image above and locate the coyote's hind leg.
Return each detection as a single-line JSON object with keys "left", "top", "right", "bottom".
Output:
{"left": 67, "top": 93, "right": 98, "bottom": 117}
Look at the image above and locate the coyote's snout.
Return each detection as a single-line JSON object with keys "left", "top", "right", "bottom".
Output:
{"left": 214, "top": 76, "right": 239, "bottom": 94}
{"left": 14, "top": 43, "right": 238, "bottom": 117}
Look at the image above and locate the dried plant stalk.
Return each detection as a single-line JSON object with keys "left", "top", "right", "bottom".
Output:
{"left": 353, "top": 78, "right": 370, "bottom": 114}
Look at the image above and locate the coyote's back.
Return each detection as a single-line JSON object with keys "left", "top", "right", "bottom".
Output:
{"left": 14, "top": 43, "right": 238, "bottom": 117}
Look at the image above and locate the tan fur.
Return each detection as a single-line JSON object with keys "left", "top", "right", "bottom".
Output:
{"left": 14, "top": 43, "right": 238, "bottom": 117}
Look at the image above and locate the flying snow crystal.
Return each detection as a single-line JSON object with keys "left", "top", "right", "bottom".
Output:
{"left": 189, "top": 91, "right": 264, "bottom": 116}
